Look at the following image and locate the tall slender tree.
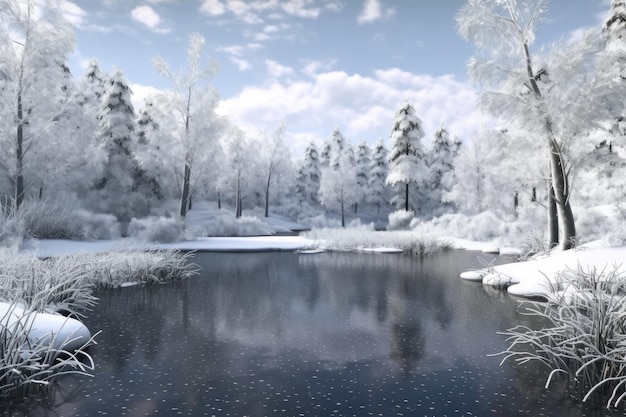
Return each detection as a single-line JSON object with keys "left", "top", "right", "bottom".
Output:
{"left": 457, "top": 0, "right": 601, "bottom": 249}
{"left": 0, "top": 0, "right": 74, "bottom": 208}
{"left": 369, "top": 137, "right": 389, "bottom": 213}
{"left": 152, "top": 32, "right": 221, "bottom": 217}
{"left": 355, "top": 140, "right": 371, "bottom": 214}
{"left": 386, "top": 103, "right": 428, "bottom": 212}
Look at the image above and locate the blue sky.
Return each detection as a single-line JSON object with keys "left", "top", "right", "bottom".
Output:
{"left": 60, "top": 0, "right": 609, "bottom": 154}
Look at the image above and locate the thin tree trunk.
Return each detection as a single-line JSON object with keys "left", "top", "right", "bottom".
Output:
{"left": 405, "top": 184, "right": 409, "bottom": 212}
{"left": 218, "top": 189, "right": 221, "bottom": 209}
{"left": 264, "top": 173, "right": 271, "bottom": 218}
{"left": 354, "top": 203, "right": 358, "bottom": 214}
{"left": 548, "top": 182, "right": 559, "bottom": 249}
{"left": 16, "top": 92, "right": 24, "bottom": 209}
{"left": 179, "top": 161, "right": 191, "bottom": 217}
{"left": 341, "top": 196, "right": 345, "bottom": 227}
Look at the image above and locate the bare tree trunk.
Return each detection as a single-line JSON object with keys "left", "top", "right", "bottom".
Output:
{"left": 548, "top": 182, "right": 558, "bottom": 249}
{"left": 404, "top": 184, "right": 409, "bottom": 212}
{"left": 217, "top": 189, "right": 221, "bottom": 209}
{"left": 16, "top": 92, "right": 24, "bottom": 209}
{"left": 548, "top": 139, "right": 576, "bottom": 250}
{"left": 341, "top": 196, "right": 345, "bottom": 227}
{"left": 179, "top": 161, "right": 191, "bottom": 217}
{"left": 264, "top": 174, "right": 271, "bottom": 218}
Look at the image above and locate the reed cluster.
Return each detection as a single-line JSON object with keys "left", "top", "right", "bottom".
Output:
{"left": 496, "top": 265, "right": 626, "bottom": 408}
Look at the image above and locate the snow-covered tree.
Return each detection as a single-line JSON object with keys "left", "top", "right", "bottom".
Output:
{"left": 258, "top": 125, "right": 293, "bottom": 217}
{"left": 297, "top": 141, "right": 321, "bottom": 204}
{"left": 386, "top": 103, "right": 428, "bottom": 212}
{"left": 0, "top": 0, "right": 74, "bottom": 207}
{"left": 368, "top": 137, "right": 390, "bottom": 213}
{"left": 318, "top": 148, "right": 359, "bottom": 227}
{"left": 221, "top": 125, "right": 255, "bottom": 218}
{"left": 152, "top": 32, "right": 221, "bottom": 217}
{"left": 427, "top": 127, "right": 461, "bottom": 214}
{"left": 90, "top": 69, "right": 153, "bottom": 222}
{"left": 355, "top": 140, "right": 371, "bottom": 214}
{"left": 457, "top": 0, "right": 610, "bottom": 249}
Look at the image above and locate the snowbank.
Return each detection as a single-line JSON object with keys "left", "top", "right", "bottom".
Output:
{"left": 462, "top": 245, "right": 626, "bottom": 299}
{"left": 22, "top": 236, "right": 315, "bottom": 257}
{"left": 0, "top": 302, "right": 91, "bottom": 351}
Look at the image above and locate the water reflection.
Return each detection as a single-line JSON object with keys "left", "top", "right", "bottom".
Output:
{"left": 2, "top": 251, "right": 624, "bottom": 416}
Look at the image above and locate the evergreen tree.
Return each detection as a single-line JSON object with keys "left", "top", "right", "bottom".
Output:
{"left": 355, "top": 140, "right": 371, "bottom": 214}
{"left": 386, "top": 103, "right": 428, "bottom": 212}
{"left": 301, "top": 141, "right": 321, "bottom": 204}
{"left": 328, "top": 128, "right": 347, "bottom": 170}
{"left": 427, "top": 127, "right": 461, "bottom": 214}
{"left": 369, "top": 137, "right": 389, "bottom": 213}
{"left": 91, "top": 69, "right": 151, "bottom": 222}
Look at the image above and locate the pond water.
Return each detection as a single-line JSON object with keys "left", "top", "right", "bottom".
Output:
{"left": 2, "top": 250, "right": 623, "bottom": 416}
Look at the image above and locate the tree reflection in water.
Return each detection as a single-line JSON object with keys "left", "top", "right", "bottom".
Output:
{"left": 5, "top": 251, "right": 625, "bottom": 417}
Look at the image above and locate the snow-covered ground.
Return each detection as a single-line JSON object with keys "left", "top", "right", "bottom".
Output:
{"left": 21, "top": 236, "right": 316, "bottom": 257}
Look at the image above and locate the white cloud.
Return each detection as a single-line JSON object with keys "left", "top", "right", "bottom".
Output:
{"left": 265, "top": 59, "right": 294, "bottom": 77}
{"left": 58, "top": 1, "right": 88, "bottom": 27}
{"left": 281, "top": 0, "right": 320, "bottom": 18}
{"left": 200, "top": 0, "right": 226, "bottom": 15}
{"left": 131, "top": 5, "right": 160, "bottom": 28}
{"left": 231, "top": 57, "right": 252, "bottom": 71}
{"left": 357, "top": 0, "right": 380, "bottom": 23}
{"left": 129, "top": 83, "right": 163, "bottom": 110}
{"left": 218, "top": 67, "right": 490, "bottom": 156}
{"left": 357, "top": 0, "right": 393, "bottom": 24}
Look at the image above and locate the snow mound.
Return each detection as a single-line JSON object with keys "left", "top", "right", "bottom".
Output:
{"left": 0, "top": 302, "right": 92, "bottom": 351}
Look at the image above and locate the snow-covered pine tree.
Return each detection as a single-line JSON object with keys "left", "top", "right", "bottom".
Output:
{"left": 369, "top": 137, "right": 389, "bottom": 213}
{"left": 355, "top": 140, "right": 371, "bottom": 214}
{"left": 91, "top": 69, "right": 152, "bottom": 223}
{"left": 427, "top": 127, "right": 461, "bottom": 215}
{"left": 328, "top": 128, "right": 347, "bottom": 170}
{"left": 386, "top": 102, "right": 428, "bottom": 212}
{"left": 302, "top": 141, "right": 321, "bottom": 204}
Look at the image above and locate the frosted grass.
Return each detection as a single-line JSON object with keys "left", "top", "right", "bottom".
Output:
{"left": 0, "top": 248, "right": 198, "bottom": 398}
{"left": 302, "top": 227, "right": 451, "bottom": 255}
{"left": 0, "top": 302, "right": 97, "bottom": 398}
{"left": 495, "top": 266, "right": 626, "bottom": 408}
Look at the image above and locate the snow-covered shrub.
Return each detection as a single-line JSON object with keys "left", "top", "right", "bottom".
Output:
{"left": 575, "top": 205, "right": 626, "bottom": 246}
{"left": 205, "top": 214, "right": 273, "bottom": 237}
{"left": 302, "top": 225, "right": 447, "bottom": 254}
{"left": 128, "top": 216, "right": 185, "bottom": 243}
{"left": 387, "top": 210, "right": 415, "bottom": 231}
{"left": 11, "top": 198, "right": 78, "bottom": 239}
{"left": 307, "top": 214, "right": 342, "bottom": 229}
{"left": 73, "top": 210, "right": 121, "bottom": 240}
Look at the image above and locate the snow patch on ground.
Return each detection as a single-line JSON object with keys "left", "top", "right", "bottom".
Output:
{"left": 464, "top": 245, "right": 626, "bottom": 299}
{"left": 21, "top": 236, "right": 316, "bottom": 257}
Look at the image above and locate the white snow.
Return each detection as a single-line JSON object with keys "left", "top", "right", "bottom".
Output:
{"left": 0, "top": 302, "right": 91, "bottom": 351}
{"left": 22, "top": 236, "right": 316, "bottom": 257}
{"left": 465, "top": 244, "right": 626, "bottom": 299}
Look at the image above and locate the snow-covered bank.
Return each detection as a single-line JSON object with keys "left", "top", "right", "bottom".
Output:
{"left": 21, "top": 236, "right": 316, "bottom": 257}
{"left": 0, "top": 302, "right": 91, "bottom": 351}
{"left": 461, "top": 244, "right": 626, "bottom": 299}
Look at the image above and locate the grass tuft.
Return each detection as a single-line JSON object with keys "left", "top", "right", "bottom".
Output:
{"left": 494, "top": 265, "right": 626, "bottom": 408}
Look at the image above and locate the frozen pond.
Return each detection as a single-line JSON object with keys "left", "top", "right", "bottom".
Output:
{"left": 2, "top": 251, "right": 623, "bottom": 416}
